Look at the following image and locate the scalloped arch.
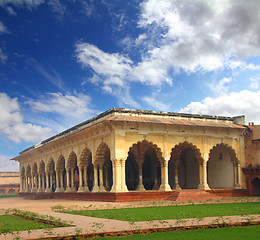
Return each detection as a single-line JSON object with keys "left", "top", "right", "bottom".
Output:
{"left": 79, "top": 147, "right": 92, "bottom": 166}
{"left": 129, "top": 140, "right": 164, "bottom": 164}
{"left": 67, "top": 151, "right": 77, "bottom": 168}
{"left": 39, "top": 161, "right": 45, "bottom": 173}
{"left": 21, "top": 166, "right": 25, "bottom": 177}
{"left": 46, "top": 158, "right": 55, "bottom": 172}
{"left": 32, "top": 162, "right": 38, "bottom": 175}
{"left": 57, "top": 155, "right": 65, "bottom": 170}
{"left": 26, "top": 164, "right": 31, "bottom": 176}
{"left": 95, "top": 142, "right": 110, "bottom": 166}
{"left": 170, "top": 141, "right": 203, "bottom": 164}
{"left": 209, "top": 143, "right": 239, "bottom": 163}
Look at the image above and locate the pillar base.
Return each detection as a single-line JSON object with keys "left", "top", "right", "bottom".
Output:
{"left": 159, "top": 183, "right": 172, "bottom": 191}
{"left": 55, "top": 187, "right": 63, "bottom": 192}
{"left": 173, "top": 183, "right": 181, "bottom": 190}
{"left": 136, "top": 184, "right": 145, "bottom": 191}
{"left": 77, "top": 186, "right": 85, "bottom": 192}
{"left": 84, "top": 186, "right": 90, "bottom": 192}
{"left": 198, "top": 183, "right": 210, "bottom": 190}
{"left": 233, "top": 184, "right": 241, "bottom": 189}
{"left": 45, "top": 188, "right": 52, "bottom": 193}
{"left": 111, "top": 184, "right": 123, "bottom": 192}
{"left": 121, "top": 184, "right": 128, "bottom": 192}
{"left": 92, "top": 185, "right": 100, "bottom": 192}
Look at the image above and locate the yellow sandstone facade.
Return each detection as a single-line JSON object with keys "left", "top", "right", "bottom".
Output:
{"left": 12, "top": 108, "right": 247, "bottom": 196}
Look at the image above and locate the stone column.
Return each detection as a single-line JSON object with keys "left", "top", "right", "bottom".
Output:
{"left": 37, "top": 174, "right": 42, "bottom": 192}
{"left": 111, "top": 159, "right": 122, "bottom": 192}
{"left": 121, "top": 160, "right": 128, "bottom": 192}
{"left": 55, "top": 171, "right": 61, "bottom": 192}
{"left": 198, "top": 160, "right": 210, "bottom": 190}
{"left": 233, "top": 162, "right": 241, "bottom": 189}
{"left": 159, "top": 160, "right": 171, "bottom": 191}
{"left": 84, "top": 166, "right": 89, "bottom": 192}
{"left": 136, "top": 163, "right": 145, "bottom": 191}
{"left": 237, "top": 163, "right": 241, "bottom": 188}
{"left": 78, "top": 167, "right": 84, "bottom": 192}
{"left": 19, "top": 176, "right": 23, "bottom": 193}
{"left": 25, "top": 176, "right": 28, "bottom": 192}
{"left": 50, "top": 172, "right": 53, "bottom": 192}
{"left": 66, "top": 168, "right": 71, "bottom": 192}
{"left": 30, "top": 176, "right": 33, "bottom": 192}
{"left": 99, "top": 167, "right": 105, "bottom": 191}
{"left": 92, "top": 165, "right": 99, "bottom": 192}
{"left": 60, "top": 171, "right": 65, "bottom": 192}
{"left": 45, "top": 173, "right": 51, "bottom": 192}
{"left": 70, "top": 169, "right": 76, "bottom": 192}
{"left": 173, "top": 164, "right": 181, "bottom": 190}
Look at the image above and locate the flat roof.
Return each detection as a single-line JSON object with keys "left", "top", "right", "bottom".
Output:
{"left": 16, "top": 108, "right": 246, "bottom": 156}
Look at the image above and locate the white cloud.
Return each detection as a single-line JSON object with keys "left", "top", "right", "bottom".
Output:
{"left": 0, "top": 48, "right": 7, "bottom": 63}
{"left": 181, "top": 90, "right": 260, "bottom": 124}
{"left": 0, "top": 20, "right": 8, "bottom": 34}
{"left": 250, "top": 76, "right": 260, "bottom": 89}
{"left": 27, "top": 92, "right": 96, "bottom": 119}
{"left": 6, "top": 6, "right": 17, "bottom": 15}
{"left": 35, "top": 64, "right": 64, "bottom": 90}
{"left": 48, "top": 0, "right": 66, "bottom": 20}
{"left": 209, "top": 77, "right": 232, "bottom": 95}
{"left": 0, "top": 155, "right": 19, "bottom": 172}
{"left": 137, "top": 0, "right": 260, "bottom": 73}
{"left": 0, "top": 0, "right": 44, "bottom": 9}
{"left": 0, "top": 93, "right": 52, "bottom": 143}
{"left": 76, "top": 43, "right": 133, "bottom": 80}
{"left": 143, "top": 96, "right": 170, "bottom": 112}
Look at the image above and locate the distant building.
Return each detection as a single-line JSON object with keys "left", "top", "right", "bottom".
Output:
{"left": 11, "top": 108, "right": 259, "bottom": 201}
{"left": 243, "top": 124, "right": 260, "bottom": 196}
{"left": 0, "top": 172, "right": 20, "bottom": 195}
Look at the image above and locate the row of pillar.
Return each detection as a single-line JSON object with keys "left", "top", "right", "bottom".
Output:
{"left": 19, "top": 159, "right": 242, "bottom": 193}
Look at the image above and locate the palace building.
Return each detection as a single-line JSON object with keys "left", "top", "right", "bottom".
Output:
{"left": 12, "top": 108, "right": 259, "bottom": 201}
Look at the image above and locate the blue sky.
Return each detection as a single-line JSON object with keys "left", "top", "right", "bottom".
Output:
{"left": 1, "top": 0, "right": 260, "bottom": 171}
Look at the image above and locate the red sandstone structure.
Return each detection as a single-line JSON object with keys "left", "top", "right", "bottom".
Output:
{"left": 0, "top": 172, "right": 20, "bottom": 195}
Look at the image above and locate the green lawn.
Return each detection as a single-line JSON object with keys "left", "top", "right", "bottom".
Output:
{"left": 95, "top": 225, "right": 260, "bottom": 240}
{"left": 63, "top": 202, "right": 260, "bottom": 221}
{"left": 0, "top": 195, "right": 19, "bottom": 198}
{"left": 0, "top": 215, "right": 52, "bottom": 233}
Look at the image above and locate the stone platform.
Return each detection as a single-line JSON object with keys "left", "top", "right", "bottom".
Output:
{"left": 19, "top": 189, "right": 248, "bottom": 202}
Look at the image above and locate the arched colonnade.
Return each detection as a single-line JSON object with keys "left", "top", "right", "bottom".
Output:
{"left": 20, "top": 141, "right": 242, "bottom": 193}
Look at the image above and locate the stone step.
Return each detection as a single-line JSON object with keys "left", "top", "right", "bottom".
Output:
{"left": 167, "top": 190, "right": 222, "bottom": 201}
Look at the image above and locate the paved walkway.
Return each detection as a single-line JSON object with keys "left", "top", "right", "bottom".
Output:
{"left": 0, "top": 197, "right": 259, "bottom": 239}
{"left": 1, "top": 211, "right": 259, "bottom": 240}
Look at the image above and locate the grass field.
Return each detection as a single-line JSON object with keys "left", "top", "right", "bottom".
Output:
{"left": 62, "top": 202, "right": 260, "bottom": 221}
{"left": 95, "top": 225, "right": 260, "bottom": 240}
{"left": 0, "top": 195, "right": 19, "bottom": 198}
{"left": 0, "top": 215, "right": 51, "bottom": 233}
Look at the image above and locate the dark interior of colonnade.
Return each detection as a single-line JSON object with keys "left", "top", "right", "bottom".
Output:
{"left": 97, "top": 144, "right": 113, "bottom": 192}
{"left": 48, "top": 160, "right": 56, "bottom": 192}
{"left": 142, "top": 147, "right": 161, "bottom": 190}
{"left": 68, "top": 153, "right": 79, "bottom": 191}
{"left": 126, "top": 152, "right": 139, "bottom": 190}
{"left": 87, "top": 163, "right": 94, "bottom": 191}
{"left": 169, "top": 146, "right": 200, "bottom": 189}
{"left": 178, "top": 148, "right": 199, "bottom": 189}
{"left": 103, "top": 159, "right": 113, "bottom": 191}
{"left": 252, "top": 178, "right": 260, "bottom": 196}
